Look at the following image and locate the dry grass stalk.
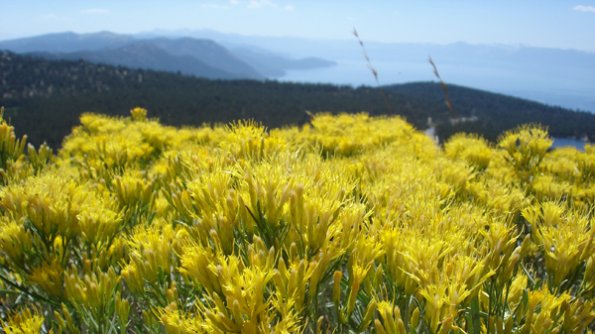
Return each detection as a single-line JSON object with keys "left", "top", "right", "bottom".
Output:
{"left": 352, "top": 27, "right": 393, "bottom": 114}
{"left": 428, "top": 56, "right": 457, "bottom": 118}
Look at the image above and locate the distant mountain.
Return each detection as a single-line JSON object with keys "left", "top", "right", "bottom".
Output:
{"left": 0, "top": 31, "right": 135, "bottom": 53}
{"left": 0, "top": 32, "right": 262, "bottom": 80}
{"left": 30, "top": 41, "right": 255, "bottom": 80}
{"left": 149, "top": 29, "right": 595, "bottom": 112}
{"left": 144, "top": 37, "right": 261, "bottom": 78}
{"left": 1, "top": 51, "right": 593, "bottom": 149}
{"left": 0, "top": 31, "right": 336, "bottom": 79}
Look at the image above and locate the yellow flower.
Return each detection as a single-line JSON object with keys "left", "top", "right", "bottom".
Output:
{"left": 28, "top": 258, "right": 64, "bottom": 298}
{"left": 64, "top": 267, "right": 120, "bottom": 311}
{"left": 1, "top": 109, "right": 594, "bottom": 332}
{"left": 445, "top": 133, "right": 493, "bottom": 170}
{"left": 122, "top": 222, "right": 176, "bottom": 291}
{"left": 1, "top": 308, "right": 44, "bottom": 334}
{"left": 113, "top": 170, "right": 155, "bottom": 209}
{"left": 0, "top": 217, "right": 34, "bottom": 264}
{"left": 77, "top": 198, "right": 121, "bottom": 245}
{"left": 130, "top": 107, "right": 148, "bottom": 121}
{"left": 374, "top": 301, "right": 406, "bottom": 334}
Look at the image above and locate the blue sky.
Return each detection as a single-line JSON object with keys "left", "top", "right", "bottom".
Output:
{"left": 2, "top": 1, "right": 595, "bottom": 51}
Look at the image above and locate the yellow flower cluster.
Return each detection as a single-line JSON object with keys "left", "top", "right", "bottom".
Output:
{"left": 0, "top": 108, "right": 593, "bottom": 333}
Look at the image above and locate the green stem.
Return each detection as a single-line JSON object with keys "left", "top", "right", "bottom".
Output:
{"left": 0, "top": 289, "right": 23, "bottom": 295}
{"left": 0, "top": 271, "right": 59, "bottom": 306}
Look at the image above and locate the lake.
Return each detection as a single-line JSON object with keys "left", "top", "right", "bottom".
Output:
{"left": 552, "top": 138, "right": 589, "bottom": 150}
{"left": 278, "top": 59, "right": 595, "bottom": 113}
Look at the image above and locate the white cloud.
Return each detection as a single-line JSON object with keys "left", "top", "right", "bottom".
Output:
{"left": 248, "top": 0, "right": 277, "bottom": 9}
{"left": 229, "top": 0, "right": 240, "bottom": 5}
{"left": 573, "top": 5, "right": 595, "bottom": 13}
{"left": 284, "top": 4, "right": 294, "bottom": 12}
{"left": 81, "top": 8, "right": 110, "bottom": 15}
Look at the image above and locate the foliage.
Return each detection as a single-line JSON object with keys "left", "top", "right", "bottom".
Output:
{"left": 0, "top": 109, "right": 593, "bottom": 333}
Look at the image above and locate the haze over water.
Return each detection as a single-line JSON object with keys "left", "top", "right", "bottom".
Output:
{"left": 278, "top": 56, "right": 595, "bottom": 113}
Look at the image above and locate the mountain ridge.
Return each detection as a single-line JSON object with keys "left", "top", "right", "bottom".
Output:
{"left": 0, "top": 31, "right": 336, "bottom": 79}
{"left": 28, "top": 41, "right": 247, "bottom": 80}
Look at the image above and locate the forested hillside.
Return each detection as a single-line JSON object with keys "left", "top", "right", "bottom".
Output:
{"left": 386, "top": 83, "right": 595, "bottom": 141}
{"left": 2, "top": 51, "right": 594, "bottom": 148}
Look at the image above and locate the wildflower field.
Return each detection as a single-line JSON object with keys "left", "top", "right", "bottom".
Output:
{"left": 0, "top": 107, "right": 593, "bottom": 333}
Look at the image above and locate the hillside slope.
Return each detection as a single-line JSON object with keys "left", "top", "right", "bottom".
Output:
{"left": 386, "top": 82, "right": 595, "bottom": 141}
{"left": 0, "top": 31, "right": 334, "bottom": 79}
{"left": 0, "top": 31, "right": 135, "bottom": 52}
{"left": 1, "top": 51, "right": 594, "bottom": 148}
{"left": 32, "top": 41, "right": 249, "bottom": 80}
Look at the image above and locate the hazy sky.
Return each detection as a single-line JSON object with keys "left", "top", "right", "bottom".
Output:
{"left": 2, "top": 1, "right": 595, "bottom": 51}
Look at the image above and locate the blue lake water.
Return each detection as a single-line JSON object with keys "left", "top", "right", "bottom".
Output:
{"left": 551, "top": 138, "right": 589, "bottom": 150}
{"left": 279, "top": 59, "right": 595, "bottom": 113}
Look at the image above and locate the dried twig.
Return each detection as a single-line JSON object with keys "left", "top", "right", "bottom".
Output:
{"left": 428, "top": 56, "right": 457, "bottom": 118}
{"left": 353, "top": 28, "right": 380, "bottom": 86}
{"left": 353, "top": 27, "right": 392, "bottom": 114}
